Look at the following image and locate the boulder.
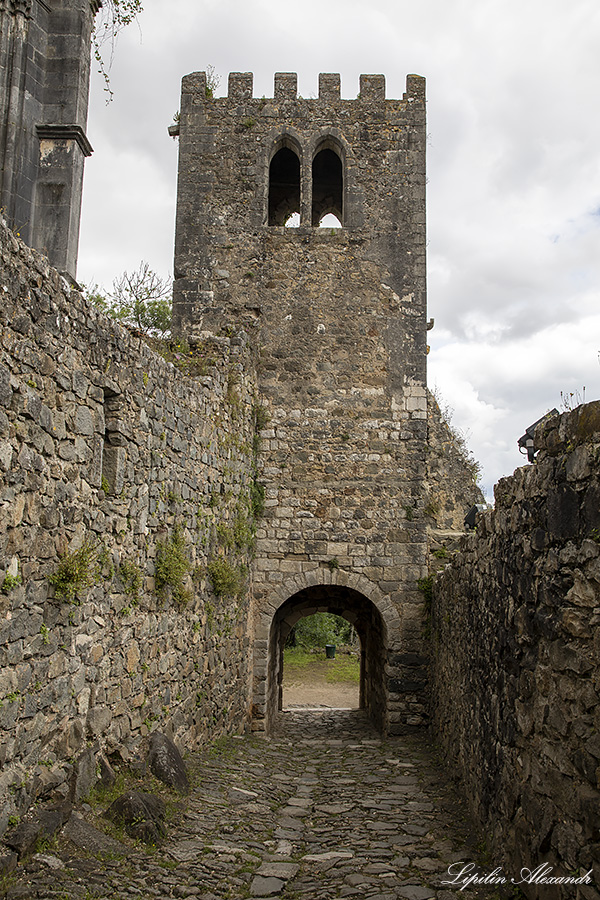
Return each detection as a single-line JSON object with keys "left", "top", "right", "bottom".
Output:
{"left": 105, "top": 791, "right": 166, "bottom": 844}
{"left": 147, "top": 732, "right": 190, "bottom": 794}
{"left": 3, "top": 803, "right": 71, "bottom": 858}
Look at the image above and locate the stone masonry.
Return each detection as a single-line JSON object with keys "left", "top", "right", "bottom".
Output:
{"left": 173, "top": 71, "right": 432, "bottom": 735}
{"left": 0, "top": 0, "right": 98, "bottom": 277}
{"left": 0, "top": 215, "right": 260, "bottom": 836}
{"left": 431, "top": 401, "right": 600, "bottom": 898}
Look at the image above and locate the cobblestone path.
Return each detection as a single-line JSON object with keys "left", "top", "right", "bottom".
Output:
{"left": 8, "top": 710, "right": 485, "bottom": 900}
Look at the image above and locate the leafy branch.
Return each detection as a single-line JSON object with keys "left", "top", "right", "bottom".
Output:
{"left": 92, "top": 1, "right": 144, "bottom": 102}
{"left": 86, "top": 262, "right": 172, "bottom": 337}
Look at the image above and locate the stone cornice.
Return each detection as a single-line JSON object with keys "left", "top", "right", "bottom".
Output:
{"left": 36, "top": 124, "right": 94, "bottom": 157}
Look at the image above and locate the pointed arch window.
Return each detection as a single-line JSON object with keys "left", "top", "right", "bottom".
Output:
{"left": 268, "top": 145, "right": 301, "bottom": 226}
{"left": 312, "top": 145, "right": 343, "bottom": 226}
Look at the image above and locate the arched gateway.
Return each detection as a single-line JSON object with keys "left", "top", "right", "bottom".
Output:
{"left": 251, "top": 570, "right": 425, "bottom": 735}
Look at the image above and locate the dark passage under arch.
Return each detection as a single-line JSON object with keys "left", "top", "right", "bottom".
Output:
{"left": 268, "top": 146, "right": 301, "bottom": 225}
{"left": 267, "top": 584, "right": 388, "bottom": 732}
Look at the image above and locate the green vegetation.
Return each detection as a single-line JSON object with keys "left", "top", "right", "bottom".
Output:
{"left": 431, "top": 387, "right": 482, "bottom": 485}
{"left": 424, "top": 498, "right": 440, "bottom": 518}
{"left": 250, "top": 479, "right": 265, "bottom": 519}
{"left": 288, "top": 613, "right": 354, "bottom": 649}
{"left": 86, "top": 262, "right": 171, "bottom": 337}
{"left": 1, "top": 572, "right": 21, "bottom": 594}
{"left": 48, "top": 539, "right": 99, "bottom": 603}
{"left": 207, "top": 556, "right": 247, "bottom": 599}
{"left": 284, "top": 647, "right": 360, "bottom": 684}
{"left": 119, "top": 559, "right": 142, "bottom": 603}
{"left": 417, "top": 574, "right": 435, "bottom": 605}
{"left": 204, "top": 64, "right": 220, "bottom": 99}
{"left": 253, "top": 403, "right": 270, "bottom": 432}
{"left": 154, "top": 527, "right": 191, "bottom": 609}
{"left": 153, "top": 338, "right": 217, "bottom": 377}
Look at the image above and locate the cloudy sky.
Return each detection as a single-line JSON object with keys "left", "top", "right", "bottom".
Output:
{"left": 78, "top": 0, "right": 600, "bottom": 501}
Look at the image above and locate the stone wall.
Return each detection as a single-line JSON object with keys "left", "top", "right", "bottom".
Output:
{"left": 0, "top": 217, "right": 259, "bottom": 834}
{"left": 431, "top": 402, "right": 600, "bottom": 896}
{"left": 425, "top": 389, "right": 484, "bottom": 532}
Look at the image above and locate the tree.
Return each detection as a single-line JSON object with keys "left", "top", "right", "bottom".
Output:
{"left": 288, "top": 613, "right": 354, "bottom": 649}
{"left": 86, "top": 262, "right": 172, "bottom": 337}
{"left": 93, "top": 1, "right": 144, "bottom": 100}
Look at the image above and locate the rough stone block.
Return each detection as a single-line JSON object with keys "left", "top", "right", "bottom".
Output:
{"left": 228, "top": 72, "right": 253, "bottom": 100}
{"left": 359, "top": 74, "right": 385, "bottom": 100}
{"left": 147, "top": 732, "right": 190, "bottom": 794}
{"left": 274, "top": 73, "right": 297, "bottom": 100}
{"left": 318, "top": 73, "right": 340, "bottom": 100}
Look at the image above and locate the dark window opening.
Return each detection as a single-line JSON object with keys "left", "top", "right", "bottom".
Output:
{"left": 101, "top": 388, "right": 125, "bottom": 495}
{"left": 268, "top": 147, "right": 300, "bottom": 226}
{"left": 312, "top": 148, "right": 343, "bottom": 227}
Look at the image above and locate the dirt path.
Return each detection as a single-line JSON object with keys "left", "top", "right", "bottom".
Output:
{"left": 282, "top": 656, "right": 360, "bottom": 709}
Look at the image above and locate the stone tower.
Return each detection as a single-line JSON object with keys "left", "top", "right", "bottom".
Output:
{"left": 173, "top": 71, "right": 429, "bottom": 734}
{"left": 0, "top": 0, "right": 98, "bottom": 278}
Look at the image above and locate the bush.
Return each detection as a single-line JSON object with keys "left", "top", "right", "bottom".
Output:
{"left": 118, "top": 559, "right": 143, "bottom": 604}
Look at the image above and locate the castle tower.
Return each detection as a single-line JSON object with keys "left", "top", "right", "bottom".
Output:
{"left": 0, "top": 0, "right": 98, "bottom": 278}
{"left": 173, "top": 72, "right": 429, "bottom": 734}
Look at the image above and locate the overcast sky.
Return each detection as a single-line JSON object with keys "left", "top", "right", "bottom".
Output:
{"left": 78, "top": 0, "right": 600, "bottom": 501}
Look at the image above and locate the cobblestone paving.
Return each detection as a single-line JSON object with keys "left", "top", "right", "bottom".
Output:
{"left": 6, "top": 710, "right": 488, "bottom": 900}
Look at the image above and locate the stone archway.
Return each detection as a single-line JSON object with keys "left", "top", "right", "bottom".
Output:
{"left": 252, "top": 570, "right": 402, "bottom": 734}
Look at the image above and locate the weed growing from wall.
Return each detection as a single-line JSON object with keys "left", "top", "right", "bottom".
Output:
{"left": 155, "top": 527, "right": 191, "bottom": 609}
{"left": 1, "top": 573, "right": 21, "bottom": 595}
{"left": 250, "top": 480, "right": 265, "bottom": 519}
{"left": 48, "top": 540, "right": 99, "bottom": 603}
{"left": 118, "top": 559, "right": 142, "bottom": 605}
{"left": 207, "top": 557, "right": 247, "bottom": 599}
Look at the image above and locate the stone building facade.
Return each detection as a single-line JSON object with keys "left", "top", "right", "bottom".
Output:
{"left": 0, "top": 0, "right": 97, "bottom": 278}
{"left": 173, "top": 71, "right": 431, "bottom": 734}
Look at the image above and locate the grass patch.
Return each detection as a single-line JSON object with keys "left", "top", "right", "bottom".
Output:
{"left": 283, "top": 648, "right": 319, "bottom": 669}
{"left": 325, "top": 656, "right": 360, "bottom": 684}
{"left": 283, "top": 647, "right": 360, "bottom": 684}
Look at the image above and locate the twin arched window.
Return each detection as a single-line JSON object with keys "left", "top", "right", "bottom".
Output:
{"left": 267, "top": 140, "right": 344, "bottom": 227}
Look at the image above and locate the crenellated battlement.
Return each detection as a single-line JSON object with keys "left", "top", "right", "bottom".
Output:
{"left": 182, "top": 70, "right": 425, "bottom": 104}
